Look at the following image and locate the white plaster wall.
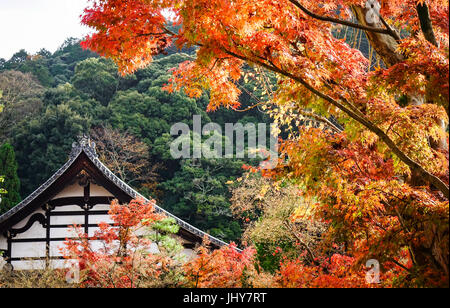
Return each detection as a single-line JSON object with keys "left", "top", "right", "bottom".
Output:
{"left": 52, "top": 204, "right": 83, "bottom": 212}
{"left": 50, "top": 227, "right": 78, "bottom": 239}
{"left": 0, "top": 235, "right": 7, "bottom": 250}
{"left": 6, "top": 240, "right": 198, "bottom": 270}
{"left": 49, "top": 259, "right": 76, "bottom": 270}
{"left": 90, "top": 239, "right": 117, "bottom": 253}
{"left": 90, "top": 183, "right": 114, "bottom": 197}
{"left": 11, "top": 260, "right": 46, "bottom": 270}
{"left": 87, "top": 226, "right": 118, "bottom": 237}
{"left": 52, "top": 183, "right": 84, "bottom": 199}
{"left": 90, "top": 203, "right": 111, "bottom": 211}
{"left": 49, "top": 241, "right": 67, "bottom": 257}
{"left": 11, "top": 242, "right": 45, "bottom": 258}
{"left": 148, "top": 242, "right": 160, "bottom": 254}
{"left": 11, "top": 208, "right": 45, "bottom": 229}
{"left": 2, "top": 180, "right": 201, "bottom": 270}
{"left": 133, "top": 224, "right": 153, "bottom": 237}
{"left": 13, "top": 222, "right": 46, "bottom": 240}
{"left": 88, "top": 214, "right": 113, "bottom": 225}
{"left": 50, "top": 215, "right": 84, "bottom": 226}
{"left": 0, "top": 256, "right": 5, "bottom": 270}
{"left": 88, "top": 226, "right": 101, "bottom": 237}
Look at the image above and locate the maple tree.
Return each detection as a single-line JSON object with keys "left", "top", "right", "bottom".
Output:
{"left": 80, "top": 0, "right": 449, "bottom": 286}
{"left": 62, "top": 198, "right": 186, "bottom": 288}
{"left": 183, "top": 239, "right": 258, "bottom": 287}
{"left": 277, "top": 254, "right": 368, "bottom": 288}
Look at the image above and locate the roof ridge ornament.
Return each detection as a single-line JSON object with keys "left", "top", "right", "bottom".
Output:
{"left": 70, "top": 134, "right": 97, "bottom": 158}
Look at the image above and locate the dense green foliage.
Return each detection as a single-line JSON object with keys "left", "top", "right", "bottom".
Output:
{"left": 161, "top": 158, "right": 246, "bottom": 241}
{"left": 0, "top": 143, "right": 21, "bottom": 214}
{"left": 0, "top": 38, "right": 270, "bottom": 242}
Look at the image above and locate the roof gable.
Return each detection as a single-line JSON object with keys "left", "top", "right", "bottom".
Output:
{"left": 0, "top": 138, "right": 227, "bottom": 248}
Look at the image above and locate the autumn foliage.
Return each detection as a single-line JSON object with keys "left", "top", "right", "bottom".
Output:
{"left": 62, "top": 198, "right": 186, "bottom": 288}
{"left": 80, "top": 0, "right": 449, "bottom": 287}
{"left": 184, "top": 241, "right": 257, "bottom": 288}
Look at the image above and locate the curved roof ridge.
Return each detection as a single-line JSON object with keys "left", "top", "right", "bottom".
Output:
{"left": 0, "top": 147, "right": 83, "bottom": 224}
{"left": 0, "top": 140, "right": 229, "bottom": 249}
{"left": 86, "top": 147, "right": 229, "bottom": 248}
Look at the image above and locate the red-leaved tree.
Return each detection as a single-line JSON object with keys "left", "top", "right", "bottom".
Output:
{"left": 79, "top": 0, "right": 449, "bottom": 287}
{"left": 62, "top": 199, "right": 184, "bottom": 288}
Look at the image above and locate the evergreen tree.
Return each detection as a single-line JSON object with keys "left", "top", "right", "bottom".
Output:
{"left": 12, "top": 104, "right": 89, "bottom": 196}
{"left": 0, "top": 143, "right": 21, "bottom": 213}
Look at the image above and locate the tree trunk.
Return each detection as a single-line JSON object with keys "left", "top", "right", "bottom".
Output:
{"left": 351, "top": 6, "right": 403, "bottom": 67}
{"left": 352, "top": 5, "right": 448, "bottom": 152}
{"left": 352, "top": 4, "right": 449, "bottom": 277}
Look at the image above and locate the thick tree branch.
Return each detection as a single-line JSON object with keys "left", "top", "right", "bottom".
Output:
{"left": 350, "top": 5, "right": 403, "bottom": 67}
{"left": 220, "top": 47, "right": 449, "bottom": 198}
{"left": 155, "top": 22, "right": 448, "bottom": 198}
{"left": 416, "top": 3, "right": 439, "bottom": 47}
{"left": 288, "top": 0, "right": 400, "bottom": 41}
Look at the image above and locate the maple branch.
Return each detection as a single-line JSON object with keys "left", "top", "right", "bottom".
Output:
{"left": 288, "top": 0, "right": 400, "bottom": 41}
{"left": 231, "top": 100, "right": 267, "bottom": 113}
{"left": 283, "top": 220, "right": 318, "bottom": 265}
{"left": 160, "top": 24, "right": 447, "bottom": 197}
{"left": 389, "top": 258, "right": 413, "bottom": 273}
{"left": 297, "top": 109, "right": 344, "bottom": 133}
{"left": 298, "top": 83, "right": 449, "bottom": 199}
{"left": 219, "top": 47, "right": 449, "bottom": 198}
{"left": 322, "top": 82, "right": 367, "bottom": 117}
{"left": 136, "top": 32, "right": 167, "bottom": 37}
{"left": 416, "top": 3, "right": 439, "bottom": 47}
{"left": 161, "top": 26, "right": 177, "bottom": 37}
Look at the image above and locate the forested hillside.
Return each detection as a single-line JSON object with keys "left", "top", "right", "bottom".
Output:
{"left": 0, "top": 38, "right": 269, "bottom": 242}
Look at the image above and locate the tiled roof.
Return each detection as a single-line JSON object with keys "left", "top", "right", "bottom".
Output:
{"left": 0, "top": 137, "right": 228, "bottom": 248}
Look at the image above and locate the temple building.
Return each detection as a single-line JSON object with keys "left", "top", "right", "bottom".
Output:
{"left": 0, "top": 137, "right": 226, "bottom": 270}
